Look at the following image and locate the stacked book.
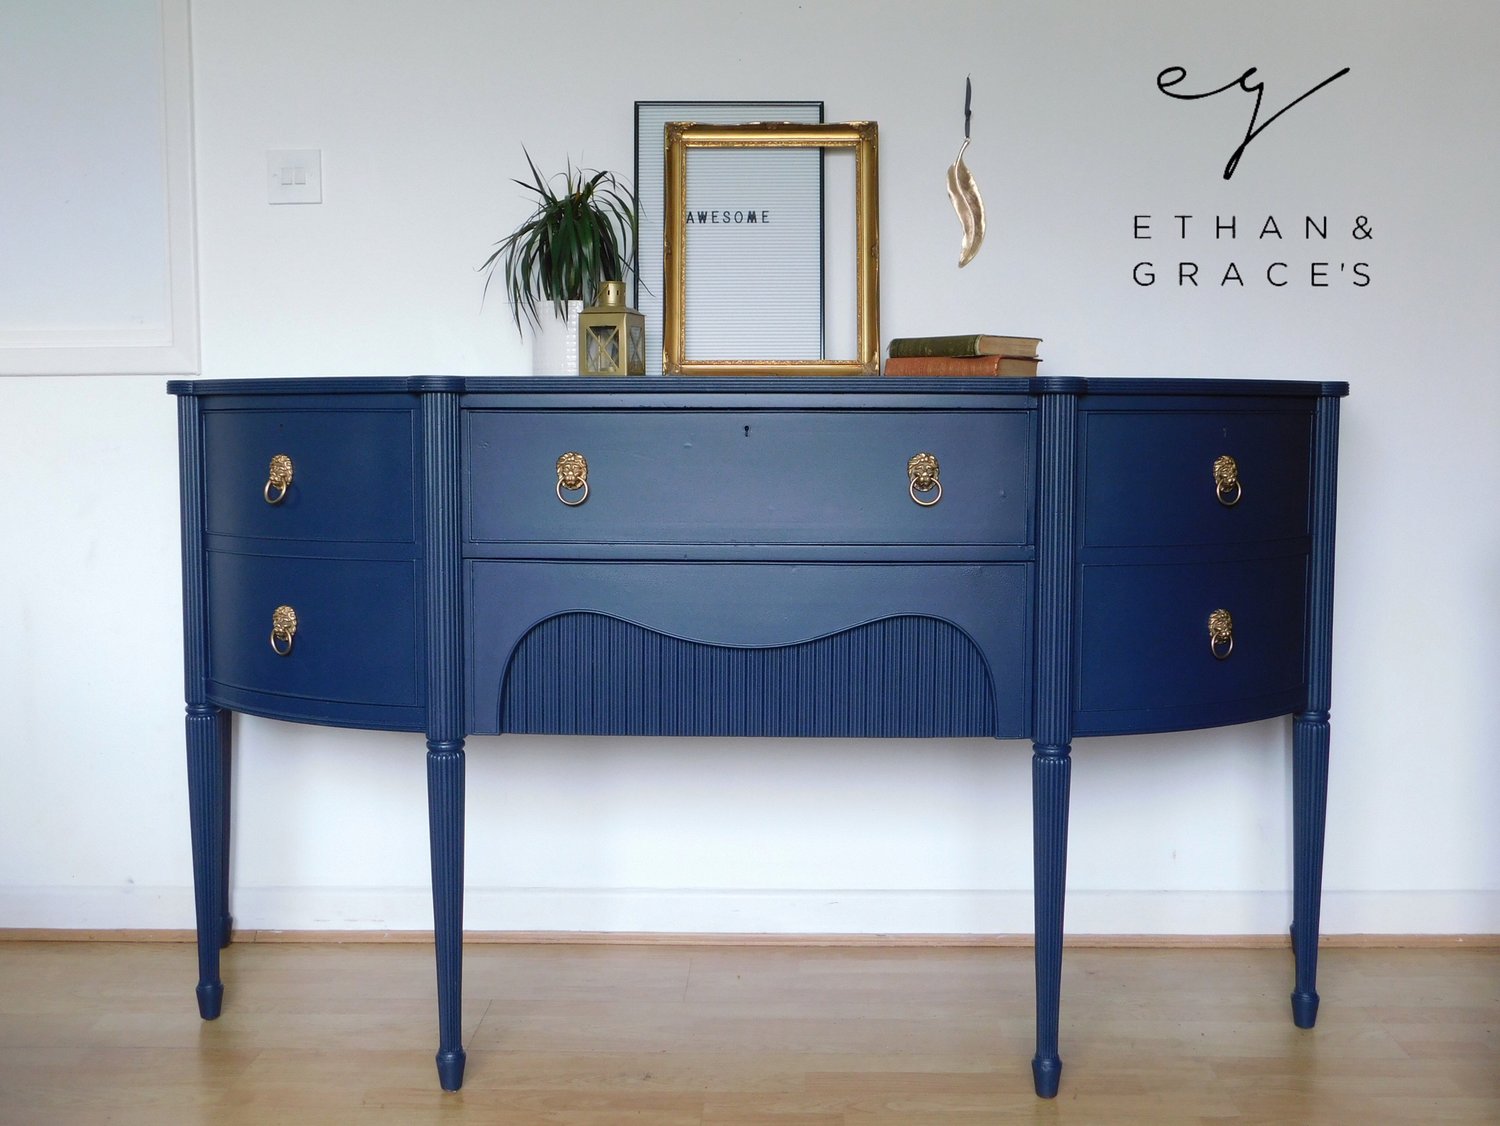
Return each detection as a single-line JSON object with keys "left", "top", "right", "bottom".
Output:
{"left": 884, "top": 333, "right": 1042, "bottom": 376}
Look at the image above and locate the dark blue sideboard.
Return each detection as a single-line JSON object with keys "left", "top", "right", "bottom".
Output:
{"left": 168, "top": 374, "right": 1346, "bottom": 1097}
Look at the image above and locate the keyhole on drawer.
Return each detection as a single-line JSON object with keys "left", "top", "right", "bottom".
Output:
{"left": 744, "top": 425, "right": 751, "bottom": 437}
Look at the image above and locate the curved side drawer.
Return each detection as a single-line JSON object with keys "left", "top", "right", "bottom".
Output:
{"left": 207, "top": 551, "right": 421, "bottom": 717}
{"left": 1074, "top": 554, "right": 1308, "bottom": 735}
{"left": 466, "top": 409, "right": 1033, "bottom": 547}
{"left": 1081, "top": 409, "right": 1312, "bottom": 548}
{"left": 203, "top": 407, "right": 417, "bottom": 543}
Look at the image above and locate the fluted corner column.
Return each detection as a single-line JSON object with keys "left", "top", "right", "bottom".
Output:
{"left": 176, "top": 389, "right": 233, "bottom": 1020}
{"left": 420, "top": 384, "right": 467, "bottom": 1090}
{"left": 1029, "top": 381, "right": 1082, "bottom": 1098}
{"left": 1291, "top": 392, "right": 1341, "bottom": 1028}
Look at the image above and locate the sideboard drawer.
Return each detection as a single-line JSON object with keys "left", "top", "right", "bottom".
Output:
{"left": 466, "top": 560, "right": 1033, "bottom": 738}
{"left": 203, "top": 407, "right": 417, "bottom": 543}
{"left": 1081, "top": 410, "right": 1311, "bottom": 548}
{"left": 207, "top": 551, "right": 420, "bottom": 711}
{"left": 1074, "top": 554, "right": 1308, "bottom": 734}
{"left": 466, "top": 410, "right": 1032, "bottom": 546}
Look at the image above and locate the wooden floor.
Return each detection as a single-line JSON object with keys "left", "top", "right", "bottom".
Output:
{"left": 0, "top": 940, "right": 1495, "bottom": 1125}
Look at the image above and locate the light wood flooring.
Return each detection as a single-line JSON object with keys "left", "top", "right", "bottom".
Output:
{"left": 0, "top": 939, "right": 1495, "bottom": 1124}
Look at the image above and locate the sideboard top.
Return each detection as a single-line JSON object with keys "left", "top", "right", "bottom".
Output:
{"left": 167, "top": 375, "right": 1349, "bottom": 400}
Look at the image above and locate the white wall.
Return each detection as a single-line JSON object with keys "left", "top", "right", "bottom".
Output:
{"left": 2, "top": 0, "right": 1497, "bottom": 935}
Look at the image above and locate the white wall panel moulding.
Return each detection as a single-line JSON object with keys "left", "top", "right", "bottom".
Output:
{"left": 0, "top": 0, "right": 198, "bottom": 375}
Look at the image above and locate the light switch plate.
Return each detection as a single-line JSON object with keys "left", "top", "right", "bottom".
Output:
{"left": 267, "top": 149, "right": 322, "bottom": 204}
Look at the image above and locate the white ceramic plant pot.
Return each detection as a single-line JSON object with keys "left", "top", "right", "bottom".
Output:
{"left": 530, "top": 299, "right": 584, "bottom": 375}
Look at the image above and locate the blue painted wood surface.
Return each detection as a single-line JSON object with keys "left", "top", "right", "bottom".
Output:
{"left": 169, "top": 374, "right": 1347, "bottom": 1097}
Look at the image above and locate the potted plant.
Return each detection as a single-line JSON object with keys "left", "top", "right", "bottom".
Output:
{"left": 482, "top": 149, "right": 638, "bottom": 374}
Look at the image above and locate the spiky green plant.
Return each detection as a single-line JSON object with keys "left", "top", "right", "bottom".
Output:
{"left": 481, "top": 149, "right": 638, "bottom": 336}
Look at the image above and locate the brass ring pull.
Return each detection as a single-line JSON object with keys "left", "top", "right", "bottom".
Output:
{"left": 264, "top": 454, "right": 294, "bottom": 505}
{"left": 556, "top": 451, "right": 589, "bottom": 506}
{"left": 1213, "top": 454, "right": 1242, "bottom": 507}
{"left": 908, "top": 452, "right": 942, "bottom": 507}
{"left": 1208, "top": 608, "right": 1234, "bottom": 660}
{"left": 270, "top": 604, "right": 298, "bottom": 656}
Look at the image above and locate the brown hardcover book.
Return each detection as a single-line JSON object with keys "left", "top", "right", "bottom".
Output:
{"left": 884, "top": 354, "right": 1041, "bottom": 376}
{"left": 887, "top": 333, "right": 1042, "bottom": 359}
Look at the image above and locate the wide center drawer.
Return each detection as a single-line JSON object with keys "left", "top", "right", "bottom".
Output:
{"left": 465, "top": 410, "right": 1032, "bottom": 547}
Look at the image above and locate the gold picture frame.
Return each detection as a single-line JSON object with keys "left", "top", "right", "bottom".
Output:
{"left": 663, "top": 121, "right": 880, "bottom": 375}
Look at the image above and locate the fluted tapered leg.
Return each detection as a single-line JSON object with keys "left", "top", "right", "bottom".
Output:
{"left": 186, "top": 703, "right": 230, "bottom": 1019}
{"left": 1031, "top": 745, "right": 1072, "bottom": 1098}
{"left": 1291, "top": 711, "right": 1330, "bottom": 1027}
{"left": 214, "top": 707, "right": 233, "bottom": 949}
{"left": 427, "top": 740, "right": 467, "bottom": 1090}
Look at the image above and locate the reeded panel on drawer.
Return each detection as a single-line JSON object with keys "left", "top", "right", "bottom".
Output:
{"left": 1074, "top": 553, "right": 1308, "bottom": 735}
{"left": 203, "top": 407, "right": 417, "bottom": 543}
{"left": 466, "top": 410, "right": 1032, "bottom": 546}
{"left": 1081, "top": 409, "right": 1311, "bottom": 547}
{"left": 207, "top": 552, "right": 420, "bottom": 710}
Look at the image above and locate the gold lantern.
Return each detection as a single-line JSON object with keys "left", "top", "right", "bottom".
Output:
{"left": 577, "top": 281, "right": 646, "bottom": 375}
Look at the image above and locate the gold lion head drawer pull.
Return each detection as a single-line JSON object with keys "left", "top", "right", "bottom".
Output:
{"left": 270, "top": 604, "right": 298, "bottom": 656}
{"left": 908, "top": 452, "right": 943, "bottom": 506}
{"left": 556, "top": 451, "right": 589, "bottom": 506}
{"left": 1213, "top": 454, "right": 1242, "bottom": 507}
{"left": 264, "top": 453, "right": 294, "bottom": 504}
{"left": 1208, "top": 608, "right": 1234, "bottom": 660}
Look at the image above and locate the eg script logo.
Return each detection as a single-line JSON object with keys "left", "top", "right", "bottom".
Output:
{"left": 1132, "top": 60, "right": 1371, "bottom": 290}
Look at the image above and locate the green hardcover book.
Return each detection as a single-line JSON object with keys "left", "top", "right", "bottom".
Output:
{"left": 887, "top": 333, "right": 1042, "bottom": 359}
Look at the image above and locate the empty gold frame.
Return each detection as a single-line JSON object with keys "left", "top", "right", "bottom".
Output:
{"left": 663, "top": 121, "right": 880, "bottom": 375}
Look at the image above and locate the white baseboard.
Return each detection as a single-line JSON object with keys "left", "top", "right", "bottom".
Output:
{"left": 3, "top": 886, "right": 1497, "bottom": 935}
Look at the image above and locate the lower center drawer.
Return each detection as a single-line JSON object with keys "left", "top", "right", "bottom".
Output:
{"left": 466, "top": 561, "right": 1032, "bottom": 738}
